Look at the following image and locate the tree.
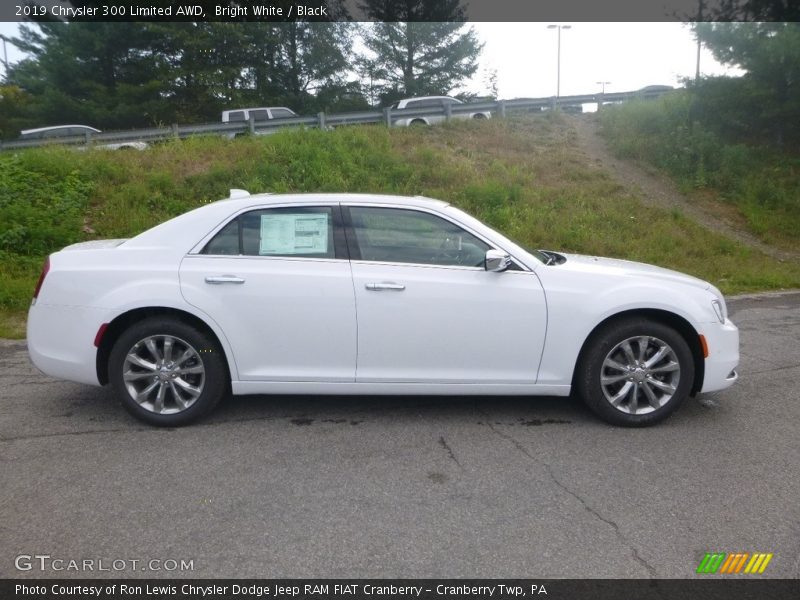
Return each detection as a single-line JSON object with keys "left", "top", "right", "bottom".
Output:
{"left": 8, "top": 22, "right": 174, "bottom": 128}
{"left": 358, "top": 0, "right": 479, "bottom": 103}
{"left": 693, "top": 22, "right": 800, "bottom": 144}
{"left": 5, "top": 21, "right": 357, "bottom": 129}
{"left": 267, "top": 23, "right": 355, "bottom": 111}
{"left": 698, "top": 0, "right": 800, "bottom": 21}
{"left": 360, "top": 21, "right": 482, "bottom": 104}
{"left": 146, "top": 22, "right": 257, "bottom": 122}
{"left": 0, "top": 85, "right": 32, "bottom": 139}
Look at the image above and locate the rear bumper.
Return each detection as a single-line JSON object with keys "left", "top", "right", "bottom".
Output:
{"left": 699, "top": 318, "right": 740, "bottom": 393}
{"left": 27, "top": 302, "right": 105, "bottom": 386}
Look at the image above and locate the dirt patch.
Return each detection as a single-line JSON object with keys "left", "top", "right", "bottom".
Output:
{"left": 568, "top": 114, "right": 799, "bottom": 262}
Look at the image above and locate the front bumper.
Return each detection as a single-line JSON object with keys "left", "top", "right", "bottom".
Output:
{"left": 699, "top": 318, "right": 740, "bottom": 393}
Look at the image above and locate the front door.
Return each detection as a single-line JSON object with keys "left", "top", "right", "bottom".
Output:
{"left": 345, "top": 205, "right": 547, "bottom": 384}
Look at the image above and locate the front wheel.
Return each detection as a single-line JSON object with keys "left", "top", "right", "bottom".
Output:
{"left": 108, "top": 317, "right": 228, "bottom": 426}
{"left": 575, "top": 318, "right": 694, "bottom": 427}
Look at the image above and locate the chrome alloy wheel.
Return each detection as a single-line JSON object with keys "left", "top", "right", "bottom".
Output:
{"left": 122, "top": 335, "right": 205, "bottom": 415}
{"left": 600, "top": 336, "right": 680, "bottom": 415}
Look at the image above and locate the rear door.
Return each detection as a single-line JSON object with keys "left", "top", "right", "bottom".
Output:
{"left": 180, "top": 204, "right": 357, "bottom": 382}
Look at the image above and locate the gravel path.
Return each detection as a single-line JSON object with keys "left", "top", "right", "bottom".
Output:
{"left": 569, "top": 114, "right": 799, "bottom": 262}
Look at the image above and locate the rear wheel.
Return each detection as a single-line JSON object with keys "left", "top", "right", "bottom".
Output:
{"left": 576, "top": 317, "right": 694, "bottom": 426}
{"left": 409, "top": 119, "right": 427, "bottom": 127}
{"left": 109, "top": 317, "right": 227, "bottom": 426}
{"left": 472, "top": 113, "right": 487, "bottom": 119}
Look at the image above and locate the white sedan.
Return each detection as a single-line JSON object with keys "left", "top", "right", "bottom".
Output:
{"left": 27, "top": 192, "right": 739, "bottom": 427}
{"left": 19, "top": 125, "right": 148, "bottom": 150}
{"left": 391, "top": 96, "right": 492, "bottom": 127}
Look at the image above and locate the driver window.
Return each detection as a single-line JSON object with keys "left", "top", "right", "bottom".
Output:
{"left": 349, "top": 207, "right": 490, "bottom": 267}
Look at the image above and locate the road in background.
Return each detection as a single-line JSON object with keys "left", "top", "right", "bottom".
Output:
{"left": 1, "top": 292, "right": 798, "bottom": 578}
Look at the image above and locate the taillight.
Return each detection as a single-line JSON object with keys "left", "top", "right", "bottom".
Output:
{"left": 32, "top": 256, "right": 50, "bottom": 302}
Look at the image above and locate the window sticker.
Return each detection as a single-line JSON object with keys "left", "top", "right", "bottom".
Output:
{"left": 259, "top": 213, "right": 329, "bottom": 255}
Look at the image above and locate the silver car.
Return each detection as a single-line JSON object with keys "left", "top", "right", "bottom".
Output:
{"left": 391, "top": 96, "right": 491, "bottom": 127}
{"left": 19, "top": 125, "right": 147, "bottom": 150}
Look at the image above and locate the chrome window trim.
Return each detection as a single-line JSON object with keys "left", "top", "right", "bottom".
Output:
{"left": 189, "top": 200, "right": 531, "bottom": 272}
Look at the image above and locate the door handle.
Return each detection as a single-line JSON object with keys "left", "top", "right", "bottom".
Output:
{"left": 365, "top": 282, "right": 405, "bottom": 291}
{"left": 205, "top": 275, "right": 245, "bottom": 284}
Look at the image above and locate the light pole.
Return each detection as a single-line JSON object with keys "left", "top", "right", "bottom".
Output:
{"left": 596, "top": 81, "right": 611, "bottom": 94}
{"left": 547, "top": 24, "right": 571, "bottom": 99}
{"left": 695, "top": 0, "right": 705, "bottom": 82}
{"left": 0, "top": 34, "right": 9, "bottom": 73}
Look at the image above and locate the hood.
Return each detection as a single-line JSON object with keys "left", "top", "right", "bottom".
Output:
{"left": 556, "top": 252, "right": 711, "bottom": 291}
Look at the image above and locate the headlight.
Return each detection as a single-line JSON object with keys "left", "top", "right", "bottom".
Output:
{"left": 711, "top": 299, "right": 726, "bottom": 323}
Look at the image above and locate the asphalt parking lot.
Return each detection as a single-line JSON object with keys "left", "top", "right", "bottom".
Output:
{"left": 1, "top": 292, "right": 798, "bottom": 579}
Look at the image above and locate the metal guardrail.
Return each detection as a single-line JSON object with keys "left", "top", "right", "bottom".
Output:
{"left": 0, "top": 89, "right": 671, "bottom": 151}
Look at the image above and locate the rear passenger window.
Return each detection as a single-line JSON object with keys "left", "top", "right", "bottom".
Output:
{"left": 202, "top": 207, "right": 335, "bottom": 259}
{"left": 406, "top": 99, "right": 441, "bottom": 109}
{"left": 201, "top": 219, "right": 239, "bottom": 255}
{"left": 270, "top": 108, "right": 294, "bottom": 118}
{"left": 227, "top": 111, "right": 246, "bottom": 122}
{"left": 250, "top": 109, "right": 269, "bottom": 121}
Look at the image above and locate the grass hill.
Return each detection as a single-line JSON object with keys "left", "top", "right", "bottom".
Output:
{"left": 2, "top": 113, "right": 799, "bottom": 338}
{"left": 599, "top": 92, "right": 800, "bottom": 253}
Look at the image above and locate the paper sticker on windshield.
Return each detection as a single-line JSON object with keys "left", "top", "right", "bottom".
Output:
{"left": 259, "top": 213, "right": 329, "bottom": 255}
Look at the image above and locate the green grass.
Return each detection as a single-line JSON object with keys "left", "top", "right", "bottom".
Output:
{"left": 2, "top": 114, "right": 799, "bottom": 338}
{"left": 599, "top": 92, "right": 800, "bottom": 251}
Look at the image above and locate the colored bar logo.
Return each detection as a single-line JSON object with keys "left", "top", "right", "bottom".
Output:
{"left": 696, "top": 552, "right": 773, "bottom": 574}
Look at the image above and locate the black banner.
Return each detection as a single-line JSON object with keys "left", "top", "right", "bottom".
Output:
{"left": 3, "top": 580, "right": 800, "bottom": 600}
{"left": 2, "top": 0, "right": 799, "bottom": 23}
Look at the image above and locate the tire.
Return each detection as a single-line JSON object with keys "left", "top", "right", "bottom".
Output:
{"left": 409, "top": 119, "right": 427, "bottom": 127}
{"left": 472, "top": 113, "right": 487, "bottom": 119}
{"left": 108, "top": 317, "right": 228, "bottom": 426}
{"left": 575, "top": 317, "right": 694, "bottom": 427}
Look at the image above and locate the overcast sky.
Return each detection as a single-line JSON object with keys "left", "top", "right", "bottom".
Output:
{"left": 0, "top": 22, "right": 742, "bottom": 100}
{"left": 468, "top": 22, "right": 741, "bottom": 98}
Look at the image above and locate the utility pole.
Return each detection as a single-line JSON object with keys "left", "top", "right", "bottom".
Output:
{"left": 695, "top": 0, "right": 705, "bottom": 82}
{"left": 0, "top": 34, "right": 9, "bottom": 74}
{"left": 547, "top": 25, "right": 572, "bottom": 99}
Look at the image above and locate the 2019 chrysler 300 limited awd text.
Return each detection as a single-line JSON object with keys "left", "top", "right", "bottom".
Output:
{"left": 27, "top": 192, "right": 739, "bottom": 427}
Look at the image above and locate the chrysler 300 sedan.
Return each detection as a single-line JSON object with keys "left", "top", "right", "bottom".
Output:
{"left": 27, "top": 192, "right": 739, "bottom": 427}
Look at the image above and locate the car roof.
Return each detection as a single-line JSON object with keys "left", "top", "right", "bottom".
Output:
{"left": 217, "top": 192, "right": 448, "bottom": 210}
{"left": 399, "top": 96, "right": 455, "bottom": 102}
{"left": 125, "top": 193, "right": 451, "bottom": 250}
{"left": 20, "top": 125, "right": 101, "bottom": 135}
{"left": 222, "top": 107, "right": 295, "bottom": 113}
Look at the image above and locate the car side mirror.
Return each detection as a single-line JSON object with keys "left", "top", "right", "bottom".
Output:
{"left": 485, "top": 249, "right": 511, "bottom": 272}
